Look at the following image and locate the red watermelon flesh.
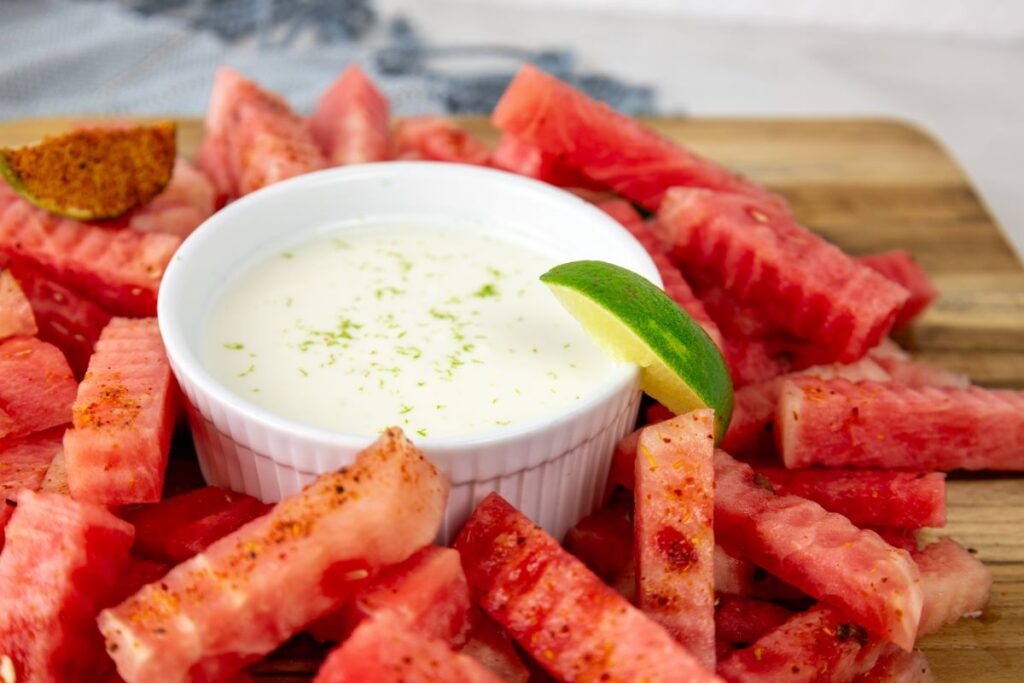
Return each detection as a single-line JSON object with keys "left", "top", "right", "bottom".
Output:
{"left": 722, "top": 357, "right": 890, "bottom": 460}
{"left": 867, "top": 339, "right": 970, "bottom": 389}
{"left": 98, "top": 428, "right": 447, "bottom": 683}
{"left": 868, "top": 527, "right": 920, "bottom": 554}
{"left": 112, "top": 556, "right": 169, "bottom": 605}
{"left": 852, "top": 646, "right": 934, "bottom": 683}
{"left": 714, "top": 451, "right": 923, "bottom": 650}
{"left": 0, "top": 269, "right": 36, "bottom": 340}
{"left": 391, "top": 115, "right": 492, "bottom": 165}
{"left": 723, "top": 337, "right": 795, "bottom": 388}
{"left": 656, "top": 187, "right": 910, "bottom": 363}
{"left": 0, "top": 427, "right": 63, "bottom": 549}
{"left": 712, "top": 544, "right": 805, "bottom": 602}
{"left": 777, "top": 378, "right": 1024, "bottom": 471}
{"left": 717, "top": 604, "right": 887, "bottom": 683}
{"left": 127, "top": 159, "right": 217, "bottom": 239}
{"left": 162, "top": 495, "right": 270, "bottom": 564}
{"left": 455, "top": 493, "right": 722, "bottom": 683}
{"left": 859, "top": 250, "right": 937, "bottom": 330}
{"left": 596, "top": 198, "right": 725, "bottom": 349}
{"left": 755, "top": 468, "right": 946, "bottom": 530}
{"left": 0, "top": 336, "right": 76, "bottom": 441}
{"left": 313, "top": 612, "right": 502, "bottom": 683}
{"left": 9, "top": 261, "right": 112, "bottom": 377}
{"left": 646, "top": 401, "right": 676, "bottom": 425}
{"left": 197, "top": 67, "right": 327, "bottom": 201}
{"left": 493, "top": 64, "right": 782, "bottom": 212}
{"left": 635, "top": 410, "right": 716, "bottom": 669}
{"left": 606, "top": 426, "right": 642, "bottom": 493}
{"left": 715, "top": 595, "right": 794, "bottom": 647}
{"left": 0, "top": 182, "right": 180, "bottom": 317}
{"left": 121, "top": 486, "right": 269, "bottom": 564}
{"left": 0, "top": 490, "right": 134, "bottom": 683}
{"left": 64, "top": 318, "right": 178, "bottom": 505}
{"left": 459, "top": 612, "right": 530, "bottom": 683}
{"left": 491, "top": 134, "right": 604, "bottom": 189}
{"left": 563, "top": 489, "right": 634, "bottom": 583}
{"left": 914, "top": 538, "right": 992, "bottom": 637}
{"left": 310, "top": 65, "right": 390, "bottom": 166}
{"left": 310, "top": 546, "right": 472, "bottom": 646}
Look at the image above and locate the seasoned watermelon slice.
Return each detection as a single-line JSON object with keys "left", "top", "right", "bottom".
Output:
{"left": 313, "top": 612, "right": 502, "bottom": 683}
{"left": 99, "top": 428, "right": 448, "bottom": 683}
{"left": 852, "top": 647, "right": 934, "bottom": 683}
{"left": 914, "top": 538, "right": 991, "bottom": 636}
{"left": 714, "top": 451, "right": 923, "bottom": 650}
{"left": 635, "top": 410, "right": 716, "bottom": 668}
{"left": 0, "top": 336, "right": 76, "bottom": 440}
{"left": 563, "top": 489, "right": 634, "bottom": 583}
{"left": 777, "top": 378, "right": 1024, "bottom": 471}
{"left": 0, "top": 490, "right": 134, "bottom": 683}
{"left": 391, "top": 116, "right": 491, "bottom": 165}
{"left": 596, "top": 198, "right": 725, "bottom": 349}
{"left": 493, "top": 64, "right": 781, "bottom": 212}
{"left": 121, "top": 486, "right": 269, "bottom": 564}
{"left": 755, "top": 468, "right": 946, "bottom": 530}
{"left": 311, "top": 546, "right": 472, "bottom": 645}
{"left": 455, "top": 493, "right": 722, "bottom": 682}
{"left": 859, "top": 250, "right": 937, "bottom": 330}
{"left": 722, "top": 357, "right": 890, "bottom": 459}
{"left": 459, "top": 613, "right": 530, "bottom": 683}
{"left": 715, "top": 595, "right": 793, "bottom": 647}
{"left": 127, "top": 158, "right": 217, "bottom": 239}
{"left": 867, "top": 340, "right": 969, "bottom": 389}
{"left": 717, "top": 604, "right": 887, "bottom": 683}
{"left": 491, "top": 134, "right": 604, "bottom": 189}
{"left": 197, "top": 67, "right": 327, "bottom": 201}
{"left": 9, "top": 261, "right": 113, "bottom": 377}
{"left": 0, "top": 182, "right": 180, "bottom": 317}
{"left": 656, "top": 187, "right": 910, "bottom": 362}
{"left": 0, "top": 268, "right": 36, "bottom": 339}
{"left": 65, "top": 318, "right": 178, "bottom": 505}
{"left": 310, "top": 65, "right": 391, "bottom": 165}
{"left": 0, "top": 427, "right": 63, "bottom": 549}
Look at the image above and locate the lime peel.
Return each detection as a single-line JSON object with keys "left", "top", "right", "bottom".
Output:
{"left": 541, "top": 260, "right": 733, "bottom": 440}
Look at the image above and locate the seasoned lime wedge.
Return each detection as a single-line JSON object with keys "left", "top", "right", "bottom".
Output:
{"left": 541, "top": 260, "right": 733, "bottom": 440}
{"left": 0, "top": 121, "right": 176, "bottom": 220}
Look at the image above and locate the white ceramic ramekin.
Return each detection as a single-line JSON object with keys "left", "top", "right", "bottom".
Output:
{"left": 159, "top": 162, "right": 661, "bottom": 541}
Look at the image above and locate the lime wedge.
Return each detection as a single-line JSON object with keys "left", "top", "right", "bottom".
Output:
{"left": 0, "top": 121, "right": 176, "bottom": 220}
{"left": 541, "top": 260, "right": 733, "bottom": 440}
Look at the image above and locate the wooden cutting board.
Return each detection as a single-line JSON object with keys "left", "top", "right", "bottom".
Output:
{"left": 3, "top": 117, "right": 1023, "bottom": 682}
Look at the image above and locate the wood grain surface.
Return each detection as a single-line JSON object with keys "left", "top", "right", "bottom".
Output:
{"left": 3, "top": 117, "right": 1022, "bottom": 681}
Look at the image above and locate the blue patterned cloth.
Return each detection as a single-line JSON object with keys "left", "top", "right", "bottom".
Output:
{"left": 0, "top": 0, "right": 654, "bottom": 118}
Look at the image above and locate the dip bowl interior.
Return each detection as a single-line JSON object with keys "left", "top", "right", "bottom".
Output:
{"left": 159, "top": 162, "right": 662, "bottom": 539}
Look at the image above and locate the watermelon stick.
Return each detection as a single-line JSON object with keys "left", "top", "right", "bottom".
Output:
{"left": 98, "top": 428, "right": 448, "bottom": 683}
{"left": 635, "top": 409, "right": 717, "bottom": 669}
{"left": 777, "top": 378, "right": 1024, "bottom": 471}
{"left": 64, "top": 318, "right": 178, "bottom": 505}
{"left": 717, "top": 604, "right": 888, "bottom": 683}
{"left": 754, "top": 468, "right": 947, "bottom": 530}
{"left": 714, "top": 451, "right": 923, "bottom": 650}
{"left": 456, "top": 493, "right": 723, "bottom": 682}
{"left": 493, "top": 64, "right": 782, "bottom": 212}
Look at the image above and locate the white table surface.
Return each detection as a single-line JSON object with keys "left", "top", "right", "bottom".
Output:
{"left": 380, "top": 0, "right": 1024, "bottom": 262}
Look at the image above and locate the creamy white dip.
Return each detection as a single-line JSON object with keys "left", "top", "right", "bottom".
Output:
{"left": 203, "top": 222, "right": 620, "bottom": 438}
